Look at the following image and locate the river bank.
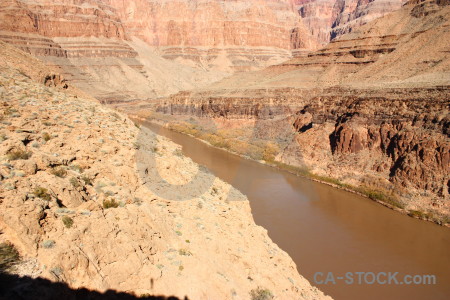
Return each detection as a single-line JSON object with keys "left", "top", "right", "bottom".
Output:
{"left": 129, "top": 116, "right": 450, "bottom": 300}
{"left": 130, "top": 114, "right": 450, "bottom": 228}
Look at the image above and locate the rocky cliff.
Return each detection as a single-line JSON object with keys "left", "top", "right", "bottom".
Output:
{"left": 294, "top": 0, "right": 406, "bottom": 47}
{"left": 0, "top": 41, "right": 331, "bottom": 299}
{"left": 0, "top": 0, "right": 320, "bottom": 102}
{"left": 104, "top": 0, "right": 317, "bottom": 71}
{"left": 153, "top": 0, "right": 450, "bottom": 224}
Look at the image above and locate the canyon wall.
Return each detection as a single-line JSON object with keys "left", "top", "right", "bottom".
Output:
{"left": 0, "top": 0, "right": 320, "bottom": 102}
{"left": 0, "top": 0, "right": 157, "bottom": 102}
{"left": 155, "top": 0, "right": 450, "bottom": 223}
{"left": 294, "top": 0, "right": 406, "bottom": 47}
{"left": 103, "top": 0, "right": 317, "bottom": 71}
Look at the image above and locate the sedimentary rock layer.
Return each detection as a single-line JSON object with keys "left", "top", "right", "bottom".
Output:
{"left": 155, "top": 0, "right": 450, "bottom": 221}
{"left": 0, "top": 0, "right": 319, "bottom": 101}
{"left": 294, "top": 0, "right": 406, "bottom": 46}
{"left": 104, "top": 0, "right": 317, "bottom": 71}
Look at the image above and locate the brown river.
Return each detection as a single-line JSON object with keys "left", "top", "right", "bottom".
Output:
{"left": 143, "top": 122, "right": 450, "bottom": 300}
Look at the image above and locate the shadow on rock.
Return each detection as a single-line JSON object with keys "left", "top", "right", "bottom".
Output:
{"left": 0, "top": 272, "right": 187, "bottom": 300}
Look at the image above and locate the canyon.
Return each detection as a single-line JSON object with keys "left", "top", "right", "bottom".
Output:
{"left": 152, "top": 0, "right": 450, "bottom": 224}
{"left": 0, "top": 0, "right": 405, "bottom": 102}
{"left": 0, "top": 0, "right": 312, "bottom": 102}
{"left": 0, "top": 0, "right": 449, "bottom": 299}
{"left": 0, "top": 41, "right": 330, "bottom": 299}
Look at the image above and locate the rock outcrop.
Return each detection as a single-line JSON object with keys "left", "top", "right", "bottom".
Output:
{"left": 294, "top": 0, "right": 406, "bottom": 47}
{"left": 0, "top": 41, "right": 331, "bottom": 299}
{"left": 153, "top": 0, "right": 450, "bottom": 223}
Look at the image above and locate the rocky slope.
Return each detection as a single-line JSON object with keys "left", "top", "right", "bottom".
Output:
{"left": 151, "top": 0, "right": 450, "bottom": 224}
{"left": 0, "top": 41, "right": 331, "bottom": 299}
{"left": 294, "top": 0, "right": 406, "bottom": 47}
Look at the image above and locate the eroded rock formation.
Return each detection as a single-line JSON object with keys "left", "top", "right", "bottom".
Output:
{"left": 154, "top": 0, "right": 450, "bottom": 222}
{"left": 294, "top": 0, "right": 407, "bottom": 47}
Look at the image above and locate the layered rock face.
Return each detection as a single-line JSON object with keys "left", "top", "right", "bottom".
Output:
{"left": 155, "top": 0, "right": 450, "bottom": 222}
{"left": 0, "top": 41, "right": 331, "bottom": 300}
{"left": 104, "top": 0, "right": 317, "bottom": 71}
{"left": 294, "top": 0, "right": 406, "bottom": 47}
{"left": 0, "top": 0, "right": 319, "bottom": 101}
{"left": 0, "top": 0, "right": 158, "bottom": 102}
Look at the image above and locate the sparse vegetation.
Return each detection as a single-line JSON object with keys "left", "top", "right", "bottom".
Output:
{"left": 81, "top": 175, "right": 93, "bottom": 186}
{"left": 250, "top": 287, "right": 274, "bottom": 300}
{"left": 7, "top": 149, "right": 31, "bottom": 160}
{"left": 173, "top": 149, "right": 183, "bottom": 156}
{"left": 211, "top": 187, "right": 218, "bottom": 195}
{"left": 42, "top": 240, "right": 55, "bottom": 249}
{"left": 0, "top": 242, "right": 20, "bottom": 272}
{"left": 62, "top": 216, "right": 73, "bottom": 228}
{"left": 42, "top": 132, "right": 51, "bottom": 141}
{"left": 70, "top": 164, "right": 84, "bottom": 173}
{"left": 103, "top": 198, "right": 119, "bottom": 209}
{"left": 33, "top": 187, "right": 51, "bottom": 200}
{"left": 178, "top": 249, "right": 192, "bottom": 256}
{"left": 408, "top": 210, "right": 431, "bottom": 220}
{"left": 51, "top": 167, "right": 67, "bottom": 178}
{"left": 70, "top": 177, "right": 80, "bottom": 188}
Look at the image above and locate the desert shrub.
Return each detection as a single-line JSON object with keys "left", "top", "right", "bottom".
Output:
{"left": 0, "top": 242, "right": 20, "bottom": 272}
{"left": 70, "top": 177, "right": 80, "bottom": 188}
{"left": 173, "top": 149, "right": 183, "bottom": 156}
{"left": 81, "top": 175, "right": 93, "bottom": 186}
{"left": 178, "top": 249, "right": 192, "bottom": 256}
{"left": 62, "top": 216, "right": 73, "bottom": 228}
{"left": 70, "top": 164, "right": 84, "bottom": 173}
{"left": 355, "top": 186, "right": 405, "bottom": 209}
{"left": 103, "top": 198, "right": 119, "bottom": 209}
{"left": 33, "top": 187, "right": 51, "bottom": 200}
{"left": 408, "top": 210, "right": 430, "bottom": 219}
{"left": 262, "top": 142, "right": 279, "bottom": 162}
{"left": 7, "top": 149, "right": 31, "bottom": 160}
{"left": 42, "top": 240, "right": 55, "bottom": 249}
{"left": 250, "top": 287, "right": 274, "bottom": 300}
{"left": 51, "top": 167, "right": 67, "bottom": 178}
{"left": 211, "top": 187, "right": 218, "bottom": 195}
{"left": 42, "top": 132, "right": 51, "bottom": 141}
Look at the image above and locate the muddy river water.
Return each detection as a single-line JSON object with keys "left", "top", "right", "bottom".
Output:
{"left": 143, "top": 122, "right": 450, "bottom": 300}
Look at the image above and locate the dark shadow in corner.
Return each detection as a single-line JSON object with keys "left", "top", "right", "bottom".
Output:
{"left": 0, "top": 272, "right": 187, "bottom": 300}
